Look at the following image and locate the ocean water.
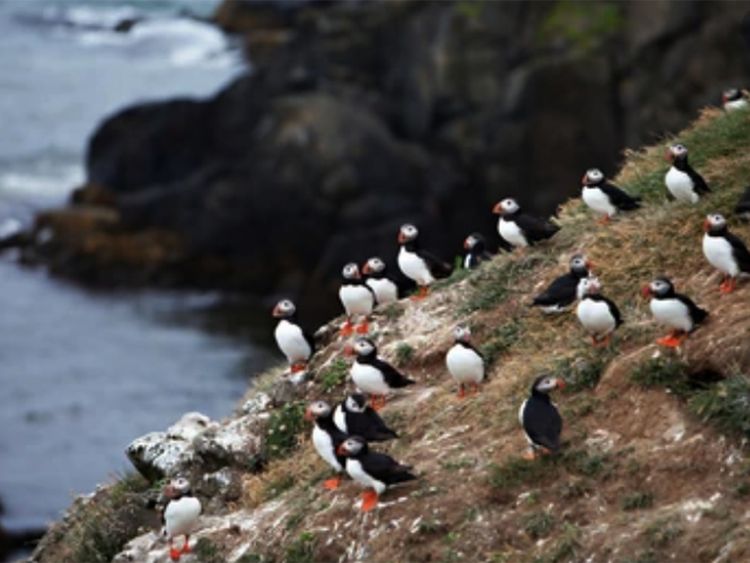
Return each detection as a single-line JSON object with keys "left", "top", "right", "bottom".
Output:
{"left": 0, "top": 0, "right": 270, "bottom": 543}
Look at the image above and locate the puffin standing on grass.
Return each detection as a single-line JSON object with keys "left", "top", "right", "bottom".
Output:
{"left": 397, "top": 223, "right": 452, "bottom": 299}
{"left": 445, "top": 325, "right": 485, "bottom": 398}
{"left": 272, "top": 299, "right": 314, "bottom": 373}
{"left": 339, "top": 262, "right": 375, "bottom": 336}
{"left": 362, "top": 257, "right": 399, "bottom": 306}
{"left": 642, "top": 277, "right": 708, "bottom": 347}
{"left": 162, "top": 477, "right": 202, "bottom": 562}
{"left": 723, "top": 88, "right": 748, "bottom": 112}
{"left": 349, "top": 337, "right": 415, "bottom": 410}
{"left": 463, "top": 233, "right": 493, "bottom": 269}
{"left": 581, "top": 168, "right": 640, "bottom": 224}
{"left": 492, "top": 198, "right": 559, "bottom": 250}
{"left": 702, "top": 213, "right": 750, "bottom": 293}
{"left": 665, "top": 144, "right": 710, "bottom": 203}
{"left": 305, "top": 400, "right": 348, "bottom": 491}
{"left": 337, "top": 435, "right": 416, "bottom": 512}
{"left": 576, "top": 277, "right": 622, "bottom": 347}
{"left": 518, "top": 375, "right": 565, "bottom": 460}
{"left": 333, "top": 393, "right": 398, "bottom": 442}
{"left": 532, "top": 253, "right": 592, "bottom": 313}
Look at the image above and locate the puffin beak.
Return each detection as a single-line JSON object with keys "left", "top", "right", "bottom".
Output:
{"left": 581, "top": 173, "right": 588, "bottom": 185}
{"left": 362, "top": 263, "right": 372, "bottom": 275}
{"left": 555, "top": 379, "right": 566, "bottom": 390}
{"left": 343, "top": 344, "right": 355, "bottom": 356}
{"left": 272, "top": 305, "right": 282, "bottom": 318}
{"left": 463, "top": 239, "right": 471, "bottom": 250}
{"left": 703, "top": 219, "right": 711, "bottom": 232}
{"left": 163, "top": 485, "right": 176, "bottom": 499}
{"left": 304, "top": 408, "right": 314, "bottom": 422}
{"left": 640, "top": 285, "right": 651, "bottom": 298}
{"left": 585, "top": 260, "right": 594, "bottom": 271}
{"left": 492, "top": 202, "right": 503, "bottom": 215}
{"left": 398, "top": 232, "right": 407, "bottom": 243}
{"left": 336, "top": 444, "right": 347, "bottom": 456}
{"left": 722, "top": 94, "right": 728, "bottom": 104}
{"left": 664, "top": 148, "right": 673, "bottom": 162}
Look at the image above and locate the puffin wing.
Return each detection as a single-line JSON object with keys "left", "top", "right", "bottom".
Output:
{"left": 532, "top": 273, "right": 577, "bottom": 307}
{"left": 360, "top": 407, "right": 399, "bottom": 440}
{"left": 362, "top": 451, "right": 416, "bottom": 485}
{"left": 523, "top": 397, "right": 562, "bottom": 451}
{"left": 416, "top": 249, "right": 453, "bottom": 279}
{"left": 601, "top": 182, "right": 641, "bottom": 210}
{"left": 675, "top": 293, "right": 708, "bottom": 326}
{"left": 372, "top": 357, "right": 415, "bottom": 388}
{"left": 600, "top": 295, "right": 623, "bottom": 327}
{"left": 686, "top": 166, "right": 711, "bottom": 195}
{"left": 726, "top": 231, "right": 750, "bottom": 272}
{"left": 515, "top": 213, "right": 560, "bottom": 243}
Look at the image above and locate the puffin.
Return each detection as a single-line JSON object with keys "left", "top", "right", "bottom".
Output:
{"left": 532, "top": 253, "right": 592, "bottom": 313}
{"left": 723, "top": 88, "right": 748, "bottom": 112}
{"left": 305, "top": 400, "right": 348, "bottom": 490}
{"left": 336, "top": 435, "right": 416, "bottom": 512}
{"left": 362, "top": 257, "right": 399, "bottom": 306}
{"left": 702, "top": 213, "right": 750, "bottom": 293}
{"left": 339, "top": 262, "right": 375, "bottom": 336}
{"left": 397, "top": 223, "right": 452, "bottom": 299}
{"left": 641, "top": 276, "right": 708, "bottom": 348}
{"left": 581, "top": 168, "right": 640, "bottom": 224}
{"left": 162, "top": 477, "right": 202, "bottom": 562}
{"left": 664, "top": 144, "right": 710, "bottom": 203}
{"left": 492, "top": 198, "right": 559, "bottom": 249}
{"left": 518, "top": 374, "right": 565, "bottom": 460}
{"left": 350, "top": 337, "right": 415, "bottom": 410}
{"left": 735, "top": 186, "right": 750, "bottom": 221}
{"left": 576, "top": 276, "right": 622, "bottom": 347}
{"left": 333, "top": 393, "right": 398, "bottom": 442}
{"left": 272, "top": 299, "right": 314, "bottom": 373}
{"left": 445, "top": 324, "right": 485, "bottom": 398}
{"left": 463, "top": 233, "right": 493, "bottom": 269}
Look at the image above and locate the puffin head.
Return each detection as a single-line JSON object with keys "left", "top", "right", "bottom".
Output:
{"left": 336, "top": 435, "right": 367, "bottom": 457}
{"left": 463, "top": 233, "right": 484, "bottom": 251}
{"left": 352, "top": 336, "right": 376, "bottom": 358}
{"left": 665, "top": 143, "right": 688, "bottom": 163}
{"left": 163, "top": 477, "right": 192, "bottom": 499}
{"left": 362, "top": 257, "right": 386, "bottom": 276}
{"left": 452, "top": 324, "right": 471, "bottom": 343}
{"left": 304, "top": 400, "right": 332, "bottom": 421}
{"left": 641, "top": 276, "right": 674, "bottom": 298}
{"left": 577, "top": 276, "right": 601, "bottom": 299}
{"left": 272, "top": 299, "right": 296, "bottom": 319}
{"left": 569, "top": 253, "right": 592, "bottom": 276}
{"left": 342, "top": 262, "right": 361, "bottom": 281}
{"left": 582, "top": 168, "right": 604, "bottom": 186}
{"left": 345, "top": 393, "right": 367, "bottom": 413}
{"left": 398, "top": 224, "right": 418, "bottom": 244}
{"left": 492, "top": 198, "right": 520, "bottom": 216}
{"left": 723, "top": 88, "right": 741, "bottom": 103}
{"left": 531, "top": 374, "right": 566, "bottom": 394}
{"left": 703, "top": 212, "right": 726, "bottom": 233}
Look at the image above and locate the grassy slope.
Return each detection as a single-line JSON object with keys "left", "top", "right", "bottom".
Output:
{"left": 30, "top": 108, "right": 750, "bottom": 563}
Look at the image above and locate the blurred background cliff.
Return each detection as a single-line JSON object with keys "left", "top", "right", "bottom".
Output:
{"left": 1, "top": 0, "right": 749, "bottom": 560}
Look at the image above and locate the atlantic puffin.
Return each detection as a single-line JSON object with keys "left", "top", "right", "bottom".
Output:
{"left": 162, "top": 477, "right": 202, "bottom": 562}
{"left": 532, "top": 253, "right": 592, "bottom": 313}
{"left": 723, "top": 88, "right": 748, "bottom": 112}
{"left": 339, "top": 262, "right": 375, "bottom": 336}
{"left": 463, "top": 233, "right": 493, "bottom": 269}
{"left": 445, "top": 325, "right": 485, "bottom": 398}
{"left": 702, "top": 213, "right": 750, "bottom": 293}
{"left": 272, "top": 299, "right": 314, "bottom": 373}
{"left": 518, "top": 374, "right": 565, "bottom": 460}
{"left": 735, "top": 186, "right": 750, "bottom": 221}
{"left": 362, "top": 257, "right": 399, "bottom": 306}
{"left": 492, "top": 198, "right": 559, "bottom": 249}
{"left": 665, "top": 144, "right": 710, "bottom": 203}
{"left": 337, "top": 435, "right": 416, "bottom": 512}
{"left": 581, "top": 168, "right": 640, "bottom": 224}
{"left": 397, "top": 224, "right": 452, "bottom": 299}
{"left": 350, "top": 337, "right": 415, "bottom": 410}
{"left": 305, "top": 400, "right": 348, "bottom": 490}
{"left": 576, "top": 277, "right": 622, "bottom": 347}
{"left": 333, "top": 393, "right": 398, "bottom": 442}
{"left": 641, "top": 276, "right": 708, "bottom": 347}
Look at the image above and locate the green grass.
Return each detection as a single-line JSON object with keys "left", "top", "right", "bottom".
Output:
{"left": 561, "top": 448, "right": 614, "bottom": 479}
{"left": 556, "top": 349, "right": 616, "bottom": 393}
{"left": 264, "top": 402, "right": 306, "bottom": 461}
{"left": 480, "top": 319, "right": 523, "bottom": 365}
{"left": 629, "top": 356, "right": 690, "bottom": 395}
{"left": 263, "top": 473, "right": 295, "bottom": 500}
{"left": 687, "top": 374, "right": 750, "bottom": 438}
{"left": 460, "top": 255, "right": 547, "bottom": 314}
{"left": 395, "top": 342, "right": 415, "bottom": 366}
{"left": 487, "top": 457, "right": 552, "bottom": 490}
{"left": 534, "top": 523, "right": 582, "bottom": 563}
{"left": 381, "top": 303, "right": 405, "bottom": 321}
{"left": 193, "top": 538, "right": 224, "bottom": 563}
{"left": 285, "top": 532, "right": 316, "bottom": 563}
{"left": 621, "top": 491, "right": 654, "bottom": 511}
{"left": 644, "top": 517, "right": 683, "bottom": 548}
{"left": 318, "top": 358, "right": 349, "bottom": 392}
{"left": 523, "top": 511, "right": 556, "bottom": 539}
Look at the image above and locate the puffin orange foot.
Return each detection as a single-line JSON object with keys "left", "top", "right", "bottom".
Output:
{"left": 355, "top": 321, "right": 370, "bottom": 334}
{"left": 323, "top": 476, "right": 342, "bottom": 490}
{"left": 290, "top": 362, "right": 307, "bottom": 373}
{"left": 181, "top": 541, "right": 191, "bottom": 554}
{"left": 597, "top": 215, "right": 611, "bottom": 226}
{"left": 169, "top": 548, "right": 182, "bottom": 561}
{"left": 656, "top": 334, "right": 683, "bottom": 348}
{"left": 340, "top": 322, "right": 354, "bottom": 337}
{"left": 361, "top": 490, "right": 379, "bottom": 512}
{"left": 522, "top": 450, "right": 537, "bottom": 461}
{"left": 720, "top": 279, "right": 736, "bottom": 294}
{"left": 457, "top": 385, "right": 466, "bottom": 399}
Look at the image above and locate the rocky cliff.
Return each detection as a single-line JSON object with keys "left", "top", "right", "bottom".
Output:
{"left": 26, "top": 107, "right": 750, "bottom": 563}
{"left": 13, "top": 0, "right": 750, "bottom": 324}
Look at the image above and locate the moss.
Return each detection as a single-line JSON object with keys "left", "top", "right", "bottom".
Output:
{"left": 318, "top": 358, "right": 349, "bottom": 392}
{"left": 264, "top": 402, "right": 306, "bottom": 461}
{"left": 538, "top": 1, "right": 622, "bottom": 53}
{"left": 621, "top": 491, "right": 654, "bottom": 511}
{"left": 395, "top": 342, "right": 415, "bottom": 366}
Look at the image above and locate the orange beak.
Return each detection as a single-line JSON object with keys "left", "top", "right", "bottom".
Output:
{"left": 722, "top": 94, "right": 728, "bottom": 104}
{"left": 581, "top": 173, "right": 588, "bottom": 185}
{"left": 664, "top": 148, "right": 673, "bottom": 162}
{"left": 336, "top": 443, "right": 347, "bottom": 456}
{"left": 585, "top": 260, "right": 594, "bottom": 271}
{"left": 641, "top": 285, "right": 652, "bottom": 298}
{"left": 463, "top": 238, "right": 471, "bottom": 250}
{"left": 398, "top": 232, "right": 407, "bottom": 243}
{"left": 343, "top": 344, "right": 355, "bottom": 356}
{"left": 703, "top": 219, "right": 711, "bottom": 232}
{"left": 304, "top": 408, "right": 314, "bottom": 422}
{"left": 272, "top": 305, "right": 283, "bottom": 318}
{"left": 362, "top": 262, "right": 372, "bottom": 275}
{"left": 492, "top": 202, "right": 503, "bottom": 215}
{"left": 556, "top": 379, "right": 566, "bottom": 390}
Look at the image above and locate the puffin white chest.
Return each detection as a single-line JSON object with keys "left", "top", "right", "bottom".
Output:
{"left": 703, "top": 234, "right": 739, "bottom": 276}
{"left": 366, "top": 278, "right": 398, "bottom": 305}
{"left": 665, "top": 167, "right": 698, "bottom": 203}
{"left": 582, "top": 186, "right": 616, "bottom": 216}
{"left": 650, "top": 298, "right": 692, "bottom": 331}
{"left": 274, "top": 320, "right": 311, "bottom": 363}
{"left": 398, "top": 247, "right": 435, "bottom": 285}
{"left": 339, "top": 284, "right": 374, "bottom": 316}
{"left": 164, "top": 496, "right": 201, "bottom": 538}
{"left": 446, "top": 344, "right": 484, "bottom": 384}
{"left": 577, "top": 298, "right": 615, "bottom": 335}
{"left": 725, "top": 99, "right": 749, "bottom": 112}
{"left": 345, "top": 458, "right": 386, "bottom": 494}
{"left": 351, "top": 361, "right": 390, "bottom": 395}
{"left": 498, "top": 218, "right": 528, "bottom": 247}
{"left": 312, "top": 424, "right": 342, "bottom": 472}
{"left": 333, "top": 405, "right": 347, "bottom": 433}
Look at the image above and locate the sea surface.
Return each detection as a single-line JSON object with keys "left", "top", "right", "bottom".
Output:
{"left": 0, "top": 0, "right": 271, "bottom": 546}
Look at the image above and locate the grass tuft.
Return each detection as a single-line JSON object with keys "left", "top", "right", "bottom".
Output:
{"left": 523, "top": 511, "right": 556, "bottom": 539}
{"left": 395, "top": 342, "right": 415, "bottom": 366}
{"left": 318, "top": 358, "right": 349, "bottom": 392}
{"left": 285, "top": 532, "right": 316, "bottom": 563}
{"left": 480, "top": 319, "right": 523, "bottom": 365}
{"left": 264, "top": 402, "right": 306, "bottom": 461}
{"left": 629, "top": 356, "right": 690, "bottom": 396}
{"left": 621, "top": 491, "right": 654, "bottom": 511}
{"left": 460, "top": 255, "right": 547, "bottom": 314}
{"left": 687, "top": 374, "right": 750, "bottom": 438}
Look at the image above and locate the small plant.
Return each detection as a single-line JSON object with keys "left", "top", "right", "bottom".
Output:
{"left": 621, "top": 491, "right": 654, "bottom": 511}
{"left": 433, "top": 258, "right": 473, "bottom": 289}
{"left": 381, "top": 303, "right": 404, "bottom": 321}
{"left": 395, "top": 342, "right": 415, "bottom": 366}
{"left": 629, "top": 356, "right": 689, "bottom": 395}
{"left": 263, "top": 473, "right": 295, "bottom": 500}
{"left": 688, "top": 374, "right": 750, "bottom": 438}
{"left": 318, "top": 358, "right": 349, "bottom": 392}
{"left": 487, "top": 456, "right": 551, "bottom": 490}
{"left": 523, "top": 511, "right": 555, "bottom": 539}
{"left": 537, "top": 523, "right": 581, "bottom": 563}
{"left": 480, "top": 320, "right": 523, "bottom": 365}
{"left": 285, "top": 531, "right": 316, "bottom": 563}
{"left": 460, "top": 256, "right": 544, "bottom": 313}
{"left": 644, "top": 517, "right": 683, "bottom": 548}
{"left": 556, "top": 351, "right": 614, "bottom": 393}
{"left": 193, "top": 538, "right": 223, "bottom": 563}
{"left": 264, "top": 402, "right": 306, "bottom": 460}
{"left": 562, "top": 448, "right": 613, "bottom": 478}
